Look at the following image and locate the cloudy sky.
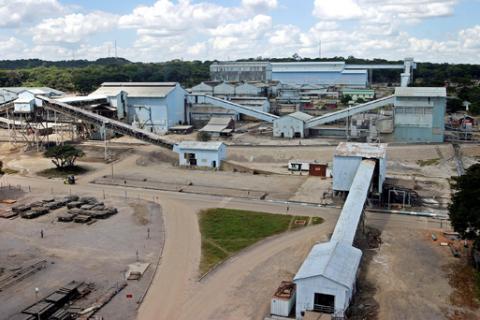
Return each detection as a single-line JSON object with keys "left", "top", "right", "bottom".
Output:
{"left": 0, "top": 0, "right": 479, "bottom": 63}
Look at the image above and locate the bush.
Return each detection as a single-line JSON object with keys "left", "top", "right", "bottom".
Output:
{"left": 197, "top": 131, "right": 211, "bottom": 142}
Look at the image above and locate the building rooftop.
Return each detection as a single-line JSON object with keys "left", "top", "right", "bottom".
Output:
{"left": 175, "top": 141, "right": 225, "bottom": 151}
{"left": 287, "top": 111, "right": 314, "bottom": 122}
{"left": 92, "top": 82, "right": 178, "bottom": 98}
{"left": 0, "top": 87, "right": 64, "bottom": 96}
{"left": 334, "top": 142, "right": 387, "bottom": 159}
{"left": 199, "top": 117, "right": 234, "bottom": 133}
{"left": 395, "top": 87, "right": 447, "bottom": 97}
{"left": 294, "top": 240, "right": 362, "bottom": 289}
{"left": 272, "top": 61, "right": 346, "bottom": 73}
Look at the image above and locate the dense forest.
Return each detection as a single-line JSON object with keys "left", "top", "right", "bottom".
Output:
{"left": 0, "top": 56, "right": 479, "bottom": 113}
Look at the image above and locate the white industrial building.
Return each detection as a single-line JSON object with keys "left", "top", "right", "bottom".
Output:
{"left": 230, "top": 97, "right": 270, "bottom": 113}
{"left": 213, "top": 82, "right": 236, "bottom": 97}
{"left": 333, "top": 142, "right": 387, "bottom": 194}
{"left": 173, "top": 141, "right": 226, "bottom": 168}
{"left": 91, "top": 82, "right": 187, "bottom": 134}
{"left": 273, "top": 112, "right": 313, "bottom": 138}
{"left": 190, "top": 82, "right": 216, "bottom": 95}
{"left": 294, "top": 241, "right": 362, "bottom": 317}
{"left": 294, "top": 144, "right": 385, "bottom": 319}
{"left": 235, "top": 82, "right": 262, "bottom": 96}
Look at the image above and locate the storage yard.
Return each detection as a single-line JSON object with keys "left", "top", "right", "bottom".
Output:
{"left": 0, "top": 57, "right": 479, "bottom": 320}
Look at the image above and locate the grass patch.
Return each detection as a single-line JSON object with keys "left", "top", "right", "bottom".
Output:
{"left": 198, "top": 208, "right": 293, "bottom": 275}
{"left": 37, "top": 165, "right": 88, "bottom": 178}
{"left": 416, "top": 158, "right": 440, "bottom": 167}
{"left": 1, "top": 168, "right": 19, "bottom": 174}
{"left": 311, "top": 216, "right": 325, "bottom": 225}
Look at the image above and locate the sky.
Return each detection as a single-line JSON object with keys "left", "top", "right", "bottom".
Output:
{"left": 0, "top": 0, "right": 479, "bottom": 63}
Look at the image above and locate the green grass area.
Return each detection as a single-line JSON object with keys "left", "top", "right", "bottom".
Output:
{"left": 311, "top": 216, "right": 325, "bottom": 225}
{"left": 37, "top": 165, "right": 88, "bottom": 178}
{"left": 1, "top": 168, "right": 19, "bottom": 175}
{"left": 199, "top": 208, "right": 294, "bottom": 275}
{"left": 416, "top": 158, "right": 440, "bottom": 167}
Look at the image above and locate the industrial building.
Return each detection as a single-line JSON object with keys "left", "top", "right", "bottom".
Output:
{"left": 273, "top": 112, "right": 313, "bottom": 138}
{"left": 209, "top": 58, "right": 415, "bottom": 87}
{"left": 190, "top": 82, "right": 217, "bottom": 95}
{"left": 91, "top": 82, "right": 187, "bottom": 134}
{"left": 213, "top": 82, "right": 236, "bottom": 97}
{"left": 332, "top": 142, "right": 387, "bottom": 194}
{"left": 210, "top": 61, "right": 272, "bottom": 82}
{"left": 294, "top": 145, "right": 384, "bottom": 319}
{"left": 393, "top": 87, "right": 446, "bottom": 143}
{"left": 341, "top": 88, "right": 375, "bottom": 101}
{"left": 271, "top": 62, "right": 368, "bottom": 88}
{"left": 173, "top": 141, "right": 226, "bottom": 168}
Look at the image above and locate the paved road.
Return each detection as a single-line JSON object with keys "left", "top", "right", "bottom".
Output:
{"left": 1, "top": 174, "right": 447, "bottom": 320}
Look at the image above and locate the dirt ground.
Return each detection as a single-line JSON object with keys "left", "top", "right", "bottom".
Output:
{"left": 352, "top": 225, "right": 480, "bottom": 320}
{"left": 0, "top": 192, "right": 164, "bottom": 320}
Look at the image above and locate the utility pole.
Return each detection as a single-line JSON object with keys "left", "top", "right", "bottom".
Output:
{"left": 114, "top": 40, "right": 118, "bottom": 59}
{"left": 319, "top": 40, "right": 321, "bottom": 59}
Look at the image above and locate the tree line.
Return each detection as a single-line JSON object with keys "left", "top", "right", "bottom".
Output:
{"left": 0, "top": 57, "right": 479, "bottom": 110}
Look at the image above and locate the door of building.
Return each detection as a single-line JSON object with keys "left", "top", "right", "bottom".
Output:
{"left": 313, "top": 293, "right": 335, "bottom": 314}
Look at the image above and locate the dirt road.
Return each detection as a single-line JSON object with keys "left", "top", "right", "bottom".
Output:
{"left": 2, "top": 174, "right": 448, "bottom": 320}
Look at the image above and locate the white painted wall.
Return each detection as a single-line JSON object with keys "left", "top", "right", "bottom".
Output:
{"left": 174, "top": 144, "right": 226, "bottom": 168}
{"left": 273, "top": 117, "right": 306, "bottom": 138}
{"left": 295, "top": 276, "right": 349, "bottom": 319}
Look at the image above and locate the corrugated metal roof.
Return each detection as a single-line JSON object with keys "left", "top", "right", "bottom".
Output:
{"left": 199, "top": 117, "right": 233, "bottom": 133}
{"left": 101, "top": 82, "right": 177, "bottom": 87}
{"left": 294, "top": 241, "right": 362, "bottom": 288}
{"left": 175, "top": 141, "right": 224, "bottom": 150}
{"left": 395, "top": 87, "right": 446, "bottom": 97}
{"left": 341, "top": 69, "right": 367, "bottom": 74}
{"left": 334, "top": 142, "right": 387, "bottom": 158}
{"left": 91, "top": 82, "right": 178, "bottom": 98}
{"left": 272, "top": 62, "right": 346, "bottom": 73}
{"left": 0, "top": 87, "right": 64, "bottom": 96}
{"left": 57, "top": 95, "right": 108, "bottom": 103}
{"left": 331, "top": 159, "right": 375, "bottom": 244}
{"left": 287, "top": 111, "right": 313, "bottom": 122}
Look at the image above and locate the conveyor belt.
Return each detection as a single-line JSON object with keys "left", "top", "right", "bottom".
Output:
{"left": 39, "top": 96, "right": 174, "bottom": 149}
{"left": 187, "top": 94, "right": 279, "bottom": 123}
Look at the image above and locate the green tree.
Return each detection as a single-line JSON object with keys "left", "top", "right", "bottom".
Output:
{"left": 356, "top": 97, "right": 365, "bottom": 104}
{"left": 44, "top": 145, "right": 85, "bottom": 169}
{"left": 341, "top": 94, "right": 352, "bottom": 105}
{"left": 197, "top": 131, "right": 211, "bottom": 142}
{"left": 448, "top": 164, "right": 480, "bottom": 242}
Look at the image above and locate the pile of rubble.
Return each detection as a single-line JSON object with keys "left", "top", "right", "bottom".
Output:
{"left": 58, "top": 196, "right": 118, "bottom": 224}
{"left": 11, "top": 196, "right": 78, "bottom": 219}
{"left": 9, "top": 195, "right": 118, "bottom": 224}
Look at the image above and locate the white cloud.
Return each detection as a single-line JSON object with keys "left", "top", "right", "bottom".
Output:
{"left": 0, "top": 0, "right": 64, "bottom": 28}
{"left": 313, "top": 0, "right": 458, "bottom": 24}
{"left": 242, "top": 0, "right": 278, "bottom": 12}
{"left": 313, "top": 0, "right": 362, "bottom": 20}
{"left": 119, "top": 0, "right": 241, "bottom": 37}
{"left": 210, "top": 15, "right": 272, "bottom": 38}
{"left": 31, "top": 12, "right": 118, "bottom": 45}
